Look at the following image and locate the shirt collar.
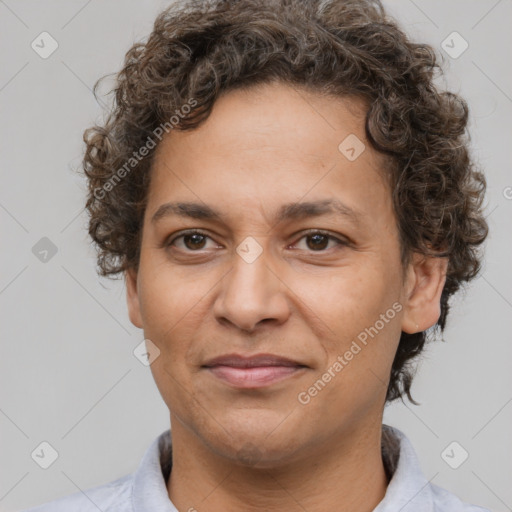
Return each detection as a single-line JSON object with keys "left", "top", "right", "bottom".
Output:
{"left": 374, "top": 424, "right": 434, "bottom": 512}
{"left": 131, "top": 430, "right": 177, "bottom": 512}
{"left": 132, "top": 424, "right": 434, "bottom": 512}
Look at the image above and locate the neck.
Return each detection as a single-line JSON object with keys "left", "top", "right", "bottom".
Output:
{"left": 166, "top": 416, "right": 390, "bottom": 512}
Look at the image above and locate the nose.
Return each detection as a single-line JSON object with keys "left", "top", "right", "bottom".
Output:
{"left": 212, "top": 242, "right": 291, "bottom": 333}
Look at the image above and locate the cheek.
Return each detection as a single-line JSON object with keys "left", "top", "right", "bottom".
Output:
{"left": 301, "top": 296, "right": 402, "bottom": 424}
{"left": 137, "top": 262, "right": 220, "bottom": 383}
{"left": 138, "top": 269, "right": 208, "bottom": 411}
{"left": 305, "top": 262, "right": 400, "bottom": 340}
{"left": 307, "top": 259, "right": 403, "bottom": 385}
{"left": 137, "top": 260, "right": 206, "bottom": 333}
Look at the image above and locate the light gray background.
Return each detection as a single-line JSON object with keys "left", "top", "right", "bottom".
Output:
{"left": 1, "top": 1, "right": 511, "bottom": 511}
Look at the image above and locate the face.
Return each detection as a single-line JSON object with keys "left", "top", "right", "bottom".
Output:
{"left": 126, "top": 82, "right": 446, "bottom": 467}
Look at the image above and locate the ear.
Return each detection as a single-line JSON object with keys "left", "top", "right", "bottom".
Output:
{"left": 125, "top": 267, "right": 143, "bottom": 329}
{"left": 401, "top": 254, "right": 448, "bottom": 334}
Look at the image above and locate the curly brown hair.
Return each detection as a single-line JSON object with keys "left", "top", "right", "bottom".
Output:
{"left": 82, "top": 0, "right": 488, "bottom": 405}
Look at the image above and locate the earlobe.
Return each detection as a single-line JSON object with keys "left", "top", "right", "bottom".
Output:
{"left": 401, "top": 254, "right": 448, "bottom": 334}
{"left": 125, "top": 267, "right": 143, "bottom": 329}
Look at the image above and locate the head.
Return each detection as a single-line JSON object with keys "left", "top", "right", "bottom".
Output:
{"left": 83, "top": 0, "right": 488, "bottom": 466}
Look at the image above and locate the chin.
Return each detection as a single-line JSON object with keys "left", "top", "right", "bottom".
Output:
{"left": 200, "top": 419, "right": 306, "bottom": 469}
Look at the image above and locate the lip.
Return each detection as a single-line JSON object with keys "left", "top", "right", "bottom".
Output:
{"left": 202, "top": 353, "right": 305, "bottom": 368}
{"left": 202, "top": 353, "right": 308, "bottom": 388}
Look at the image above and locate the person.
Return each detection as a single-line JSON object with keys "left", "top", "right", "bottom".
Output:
{"left": 25, "top": 0, "right": 490, "bottom": 510}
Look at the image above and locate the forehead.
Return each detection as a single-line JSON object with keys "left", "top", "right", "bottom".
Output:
{"left": 146, "top": 82, "right": 393, "bottom": 228}
{"left": 157, "top": 83, "right": 370, "bottom": 158}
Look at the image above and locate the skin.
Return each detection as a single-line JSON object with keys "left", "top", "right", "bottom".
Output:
{"left": 125, "top": 81, "right": 448, "bottom": 512}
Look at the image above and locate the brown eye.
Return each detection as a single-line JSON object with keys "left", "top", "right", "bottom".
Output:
{"left": 306, "top": 233, "right": 330, "bottom": 251}
{"left": 182, "top": 233, "right": 207, "bottom": 250}
{"left": 292, "top": 230, "right": 347, "bottom": 252}
{"left": 166, "top": 230, "right": 215, "bottom": 251}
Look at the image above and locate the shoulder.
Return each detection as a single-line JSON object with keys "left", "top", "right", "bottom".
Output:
{"left": 380, "top": 425, "right": 491, "bottom": 512}
{"left": 22, "top": 473, "right": 134, "bottom": 512}
{"left": 430, "top": 482, "right": 492, "bottom": 512}
{"left": 22, "top": 429, "right": 173, "bottom": 512}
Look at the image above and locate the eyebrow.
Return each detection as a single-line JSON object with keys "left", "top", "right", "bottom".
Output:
{"left": 151, "top": 199, "right": 363, "bottom": 227}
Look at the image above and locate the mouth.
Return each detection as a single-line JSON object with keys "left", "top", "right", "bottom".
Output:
{"left": 201, "top": 353, "right": 308, "bottom": 388}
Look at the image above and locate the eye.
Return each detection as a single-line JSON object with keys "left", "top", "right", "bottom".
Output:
{"left": 166, "top": 230, "right": 218, "bottom": 251}
{"left": 291, "top": 230, "right": 348, "bottom": 252}
{"left": 164, "top": 229, "right": 348, "bottom": 254}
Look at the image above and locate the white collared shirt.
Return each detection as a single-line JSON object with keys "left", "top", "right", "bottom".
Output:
{"left": 24, "top": 425, "right": 491, "bottom": 512}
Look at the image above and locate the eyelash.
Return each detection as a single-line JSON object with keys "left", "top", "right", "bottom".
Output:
{"left": 165, "top": 229, "right": 348, "bottom": 253}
